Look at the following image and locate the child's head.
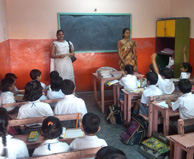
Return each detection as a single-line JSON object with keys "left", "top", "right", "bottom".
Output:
{"left": 23, "top": 80, "right": 42, "bottom": 101}
{"left": 61, "top": 79, "right": 75, "bottom": 95}
{"left": 124, "top": 64, "right": 134, "bottom": 75}
{"left": 178, "top": 79, "right": 192, "bottom": 94}
{"left": 51, "top": 76, "right": 63, "bottom": 91}
{"left": 41, "top": 116, "right": 62, "bottom": 139}
{"left": 50, "top": 71, "right": 59, "bottom": 81}
{"left": 0, "top": 108, "right": 8, "bottom": 157}
{"left": 0, "top": 78, "right": 15, "bottom": 92}
{"left": 30, "top": 69, "right": 41, "bottom": 81}
{"left": 181, "top": 62, "right": 193, "bottom": 73}
{"left": 149, "top": 63, "right": 160, "bottom": 74}
{"left": 82, "top": 113, "right": 100, "bottom": 135}
{"left": 146, "top": 72, "right": 158, "bottom": 85}
{"left": 160, "top": 68, "right": 173, "bottom": 79}
{"left": 5, "top": 73, "right": 17, "bottom": 80}
{"left": 95, "top": 146, "right": 127, "bottom": 159}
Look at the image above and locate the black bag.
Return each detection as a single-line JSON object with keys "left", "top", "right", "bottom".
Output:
{"left": 120, "top": 115, "right": 148, "bottom": 145}
{"left": 67, "top": 40, "right": 76, "bottom": 62}
{"left": 106, "top": 105, "right": 123, "bottom": 125}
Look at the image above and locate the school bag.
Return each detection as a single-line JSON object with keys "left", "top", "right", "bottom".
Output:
{"left": 138, "top": 131, "right": 170, "bottom": 159}
{"left": 106, "top": 105, "right": 123, "bottom": 125}
{"left": 66, "top": 40, "right": 76, "bottom": 62}
{"left": 120, "top": 115, "right": 148, "bottom": 145}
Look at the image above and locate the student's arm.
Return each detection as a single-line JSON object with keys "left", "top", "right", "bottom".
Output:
{"left": 151, "top": 53, "right": 159, "bottom": 75}
{"left": 117, "top": 41, "right": 125, "bottom": 65}
{"left": 183, "top": 45, "right": 187, "bottom": 63}
{"left": 50, "top": 43, "right": 65, "bottom": 59}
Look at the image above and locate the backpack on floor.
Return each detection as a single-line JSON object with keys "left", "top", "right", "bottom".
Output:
{"left": 120, "top": 115, "right": 148, "bottom": 145}
{"left": 138, "top": 131, "right": 170, "bottom": 159}
{"left": 106, "top": 105, "right": 123, "bottom": 125}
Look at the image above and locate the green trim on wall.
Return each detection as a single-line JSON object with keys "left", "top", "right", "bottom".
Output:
{"left": 74, "top": 50, "right": 117, "bottom": 53}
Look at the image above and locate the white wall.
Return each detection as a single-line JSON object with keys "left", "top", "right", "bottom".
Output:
{"left": 0, "top": 0, "right": 8, "bottom": 42}
{"left": 6, "top": 0, "right": 169, "bottom": 39}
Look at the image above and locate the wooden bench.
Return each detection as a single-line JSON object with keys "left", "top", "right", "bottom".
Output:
{"left": 30, "top": 147, "right": 101, "bottom": 159}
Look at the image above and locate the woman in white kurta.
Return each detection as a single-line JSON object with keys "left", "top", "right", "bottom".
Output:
{"left": 50, "top": 30, "right": 75, "bottom": 83}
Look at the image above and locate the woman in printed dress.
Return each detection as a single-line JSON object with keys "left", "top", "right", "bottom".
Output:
{"left": 117, "top": 28, "right": 137, "bottom": 71}
{"left": 50, "top": 30, "right": 75, "bottom": 83}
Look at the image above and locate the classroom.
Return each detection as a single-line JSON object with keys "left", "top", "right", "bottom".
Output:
{"left": 0, "top": 0, "right": 194, "bottom": 158}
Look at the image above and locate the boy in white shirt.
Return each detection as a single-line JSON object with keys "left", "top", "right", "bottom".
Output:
{"left": 133, "top": 72, "right": 163, "bottom": 116}
{"left": 54, "top": 79, "right": 87, "bottom": 116}
{"left": 0, "top": 78, "right": 16, "bottom": 113}
{"left": 30, "top": 69, "right": 46, "bottom": 89}
{"left": 70, "top": 113, "right": 107, "bottom": 153}
{"left": 152, "top": 53, "right": 175, "bottom": 94}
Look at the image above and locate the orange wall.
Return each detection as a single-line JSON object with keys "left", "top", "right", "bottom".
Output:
{"left": 8, "top": 38, "right": 155, "bottom": 91}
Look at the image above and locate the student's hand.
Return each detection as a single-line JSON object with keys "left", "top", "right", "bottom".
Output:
{"left": 171, "top": 97, "right": 177, "bottom": 102}
{"left": 68, "top": 53, "right": 74, "bottom": 57}
{"left": 165, "top": 99, "right": 172, "bottom": 108}
{"left": 60, "top": 55, "right": 65, "bottom": 59}
{"left": 139, "top": 91, "right": 143, "bottom": 97}
{"left": 151, "top": 53, "right": 157, "bottom": 62}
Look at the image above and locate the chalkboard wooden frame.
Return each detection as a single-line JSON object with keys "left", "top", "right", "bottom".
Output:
{"left": 57, "top": 13, "right": 131, "bottom": 53}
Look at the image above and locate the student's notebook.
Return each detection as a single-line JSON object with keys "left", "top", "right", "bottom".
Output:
{"left": 157, "top": 101, "right": 175, "bottom": 108}
{"left": 60, "top": 127, "right": 84, "bottom": 139}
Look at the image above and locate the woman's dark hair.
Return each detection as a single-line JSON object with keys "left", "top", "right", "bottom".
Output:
{"left": 30, "top": 69, "right": 41, "bottom": 80}
{"left": 178, "top": 79, "right": 192, "bottom": 94}
{"left": 122, "top": 28, "right": 130, "bottom": 38}
{"left": 5, "top": 73, "right": 17, "bottom": 80}
{"left": 0, "top": 78, "right": 15, "bottom": 92}
{"left": 61, "top": 79, "right": 75, "bottom": 95}
{"left": 50, "top": 71, "right": 59, "bottom": 81}
{"left": 56, "top": 30, "right": 64, "bottom": 36}
{"left": 95, "top": 146, "right": 127, "bottom": 159}
{"left": 23, "top": 80, "right": 42, "bottom": 101}
{"left": 182, "top": 62, "right": 192, "bottom": 73}
{"left": 51, "top": 76, "right": 63, "bottom": 91}
{"left": 0, "top": 108, "right": 8, "bottom": 158}
{"left": 124, "top": 64, "right": 134, "bottom": 75}
{"left": 41, "top": 116, "right": 62, "bottom": 139}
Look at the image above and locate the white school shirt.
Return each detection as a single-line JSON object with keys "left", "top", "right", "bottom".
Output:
{"left": 141, "top": 85, "right": 163, "bottom": 106}
{"left": 157, "top": 75, "right": 175, "bottom": 94}
{"left": 0, "top": 92, "right": 15, "bottom": 112}
{"left": 171, "top": 92, "right": 194, "bottom": 119}
{"left": 47, "top": 89, "right": 64, "bottom": 99}
{"left": 179, "top": 72, "right": 191, "bottom": 79}
{"left": 18, "top": 100, "right": 53, "bottom": 119}
{"left": 119, "top": 74, "right": 138, "bottom": 89}
{"left": 54, "top": 94, "right": 87, "bottom": 116}
{"left": 40, "top": 82, "right": 46, "bottom": 89}
{"left": 39, "top": 95, "right": 48, "bottom": 101}
{"left": 0, "top": 135, "right": 29, "bottom": 159}
{"left": 33, "top": 138, "right": 70, "bottom": 157}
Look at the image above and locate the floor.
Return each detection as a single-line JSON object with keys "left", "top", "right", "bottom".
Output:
{"left": 77, "top": 91, "right": 146, "bottom": 159}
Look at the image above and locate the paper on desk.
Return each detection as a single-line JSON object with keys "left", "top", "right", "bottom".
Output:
{"left": 124, "top": 88, "right": 144, "bottom": 93}
{"left": 107, "top": 80, "right": 119, "bottom": 86}
{"left": 63, "top": 128, "right": 84, "bottom": 139}
{"left": 157, "top": 101, "right": 175, "bottom": 108}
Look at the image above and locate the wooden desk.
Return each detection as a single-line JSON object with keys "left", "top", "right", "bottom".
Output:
{"left": 92, "top": 73, "right": 121, "bottom": 113}
{"left": 152, "top": 101, "right": 179, "bottom": 136}
{"left": 167, "top": 133, "right": 194, "bottom": 159}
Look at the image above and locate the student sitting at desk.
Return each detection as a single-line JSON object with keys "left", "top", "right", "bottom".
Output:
{"left": 133, "top": 72, "right": 163, "bottom": 116}
{"left": 152, "top": 53, "right": 175, "bottom": 94}
{"left": 33, "top": 116, "right": 70, "bottom": 157}
{"left": 4, "top": 73, "right": 19, "bottom": 93}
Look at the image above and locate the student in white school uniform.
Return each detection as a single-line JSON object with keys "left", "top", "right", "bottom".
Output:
{"left": 152, "top": 53, "right": 175, "bottom": 94}
{"left": 18, "top": 80, "right": 53, "bottom": 120}
{"left": 33, "top": 116, "right": 69, "bottom": 157}
{"left": 30, "top": 69, "right": 47, "bottom": 89}
{"left": 0, "top": 78, "right": 16, "bottom": 113}
{"left": 133, "top": 72, "right": 163, "bottom": 116}
{"left": 70, "top": 113, "right": 107, "bottom": 153}
{"left": 0, "top": 108, "right": 29, "bottom": 159}
{"left": 46, "top": 70, "right": 60, "bottom": 89}
{"left": 54, "top": 79, "right": 87, "bottom": 116}
{"left": 4, "top": 73, "right": 19, "bottom": 93}
{"left": 47, "top": 75, "right": 64, "bottom": 100}
{"left": 119, "top": 64, "right": 137, "bottom": 100}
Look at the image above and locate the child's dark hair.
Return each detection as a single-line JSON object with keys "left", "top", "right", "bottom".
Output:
{"left": 182, "top": 62, "right": 193, "bottom": 73}
{"left": 160, "top": 68, "right": 173, "bottom": 79}
{"left": 0, "top": 78, "right": 15, "bottom": 92}
{"left": 124, "top": 64, "right": 134, "bottom": 75}
{"left": 82, "top": 113, "right": 100, "bottom": 134}
{"left": 149, "top": 63, "right": 160, "bottom": 74}
{"left": 61, "top": 79, "right": 75, "bottom": 95}
{"left": 51, "top": 76, "right": 63, "bottom": 91}
{"left": 50, "top": 71, "right": 59, "bottom": 81}
{"left": 0, "top": 108, "right": 8, "bottom": 158}
{"left": 146, "top": 72, "right": 158, "bottom": 85}
{"left": 178, "top": 79, "right": 192, "bottom": 94}
{"left": 95, "top": 146, "right": 127, "bottom": 159}
{"left": 122, "top": 28, "right": 130, "bottom": 38}
{"left": 30, "top": 69, "right": 41, "bottom": 80}
{"left": 41, "top": 116, "right": 62, "bottom": 139}
{"left": 5, "top": 73, "right": 17, "bottom": 80}
{"left": 56, "top": 29, "right": 64, "bottom": 36}
{"left": 23, "top": 80, "right": 42, "bottom": 101}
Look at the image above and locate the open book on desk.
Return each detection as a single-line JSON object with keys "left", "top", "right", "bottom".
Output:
{"left": 157, "top": 101, "right": 175, "bottom": 108}
{"left": 60, "top": 127, "right": 84, "bottom": 139}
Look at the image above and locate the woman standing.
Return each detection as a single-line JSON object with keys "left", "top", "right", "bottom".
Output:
{"left": 50, "top": 30, "right": 75, "bottom": 83}
{"left": 117, "top": 28, "right": 137, "bottom": 71}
